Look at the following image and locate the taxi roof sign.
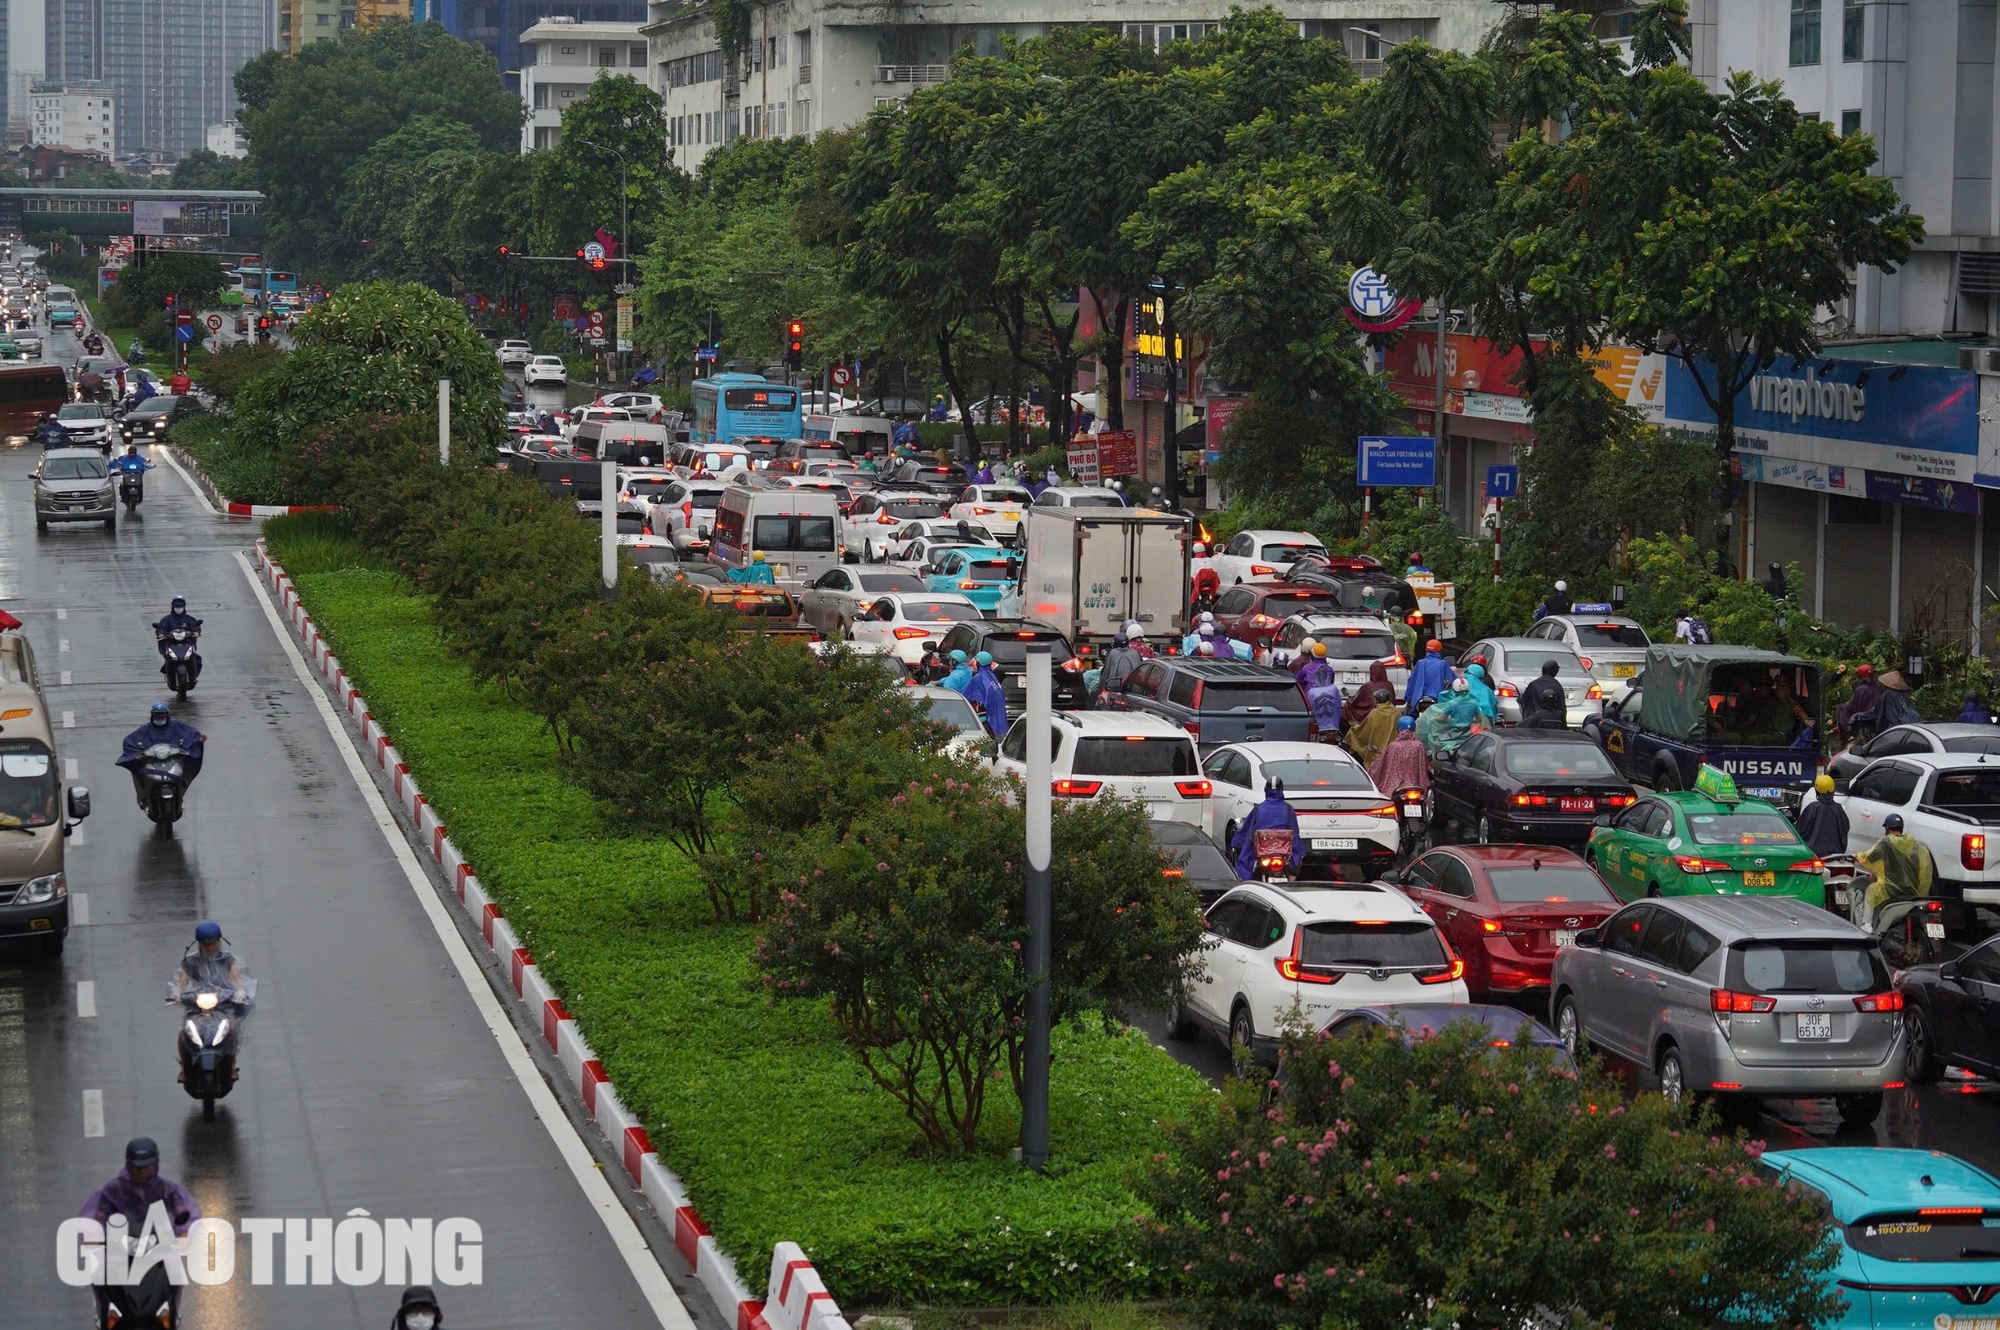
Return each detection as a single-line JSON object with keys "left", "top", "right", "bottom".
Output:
{"left": 1693, "top": 764, "right": 1741, "bottom": 805}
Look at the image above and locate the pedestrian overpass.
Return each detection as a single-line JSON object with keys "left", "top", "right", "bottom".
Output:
{"left": 0, "top": 188, "right": 265, "bottom": 244}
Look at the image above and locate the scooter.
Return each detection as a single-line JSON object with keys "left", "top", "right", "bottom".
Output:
{"left": 91, "top": 1228, "right": 180, "bottom": 1329}
{"left": 132, "top": 741, "right": 194, "bottom": 832}
{"left": 173, "top": 982, "right": 248, "bottom": 1121}
{"left": 1251, "top": 827, "right": 1296, "bottom": 883}
{"left": 160, "top": 631, "right": 198, "bottom": 700}
{"left": 1873, "top": 895, "right": 1947, "bottom": 970}
{"left": 1394, "top": 786, "right": 1431, "bottom": 860}
{"left": 118, "top": 471, "right": 143, "bottom": 514}
{"left": 1820, "top": 854, "right": 1863, "bottom": 918}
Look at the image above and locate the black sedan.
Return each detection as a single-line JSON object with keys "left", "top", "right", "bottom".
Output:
{"left": 1898, "top": 935, "right": 2000, "bottom": 1083}
{"left": 120, "top": 394, "right": 205, "bottom": 442}
{"left": 888, "top": 459, "right": 969, "bottom": 493}
{"left": 1148, "top": 819, "right": 1241, "bottom": 906}
{"left": 1431, "top": 730, "right": 1637, "bottom": 846}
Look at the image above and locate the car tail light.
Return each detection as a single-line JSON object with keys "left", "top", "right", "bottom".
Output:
{"left": 1059, "top": 658, "right": 1083, "bottom": 673}
{"left": 959, "top": 581, "right": 979, "bottom": 590}
{"left": 1578, "top": 656, "right": 1593, "bottom": 670}
{"left": 1510, "top": 794, "right": 1551, "bottom": 807}
{"left": 1417, "top": 957, "right": 1466, "bottom": 985}
{"left": 1248, "top": 613, "right": 1281, "bottom": 628}
{"left": 1964, "top": 833, "right": 1986, "bottom": 871}
{"left": 1174, "top": 779, "right": 1212, "bottom": 799}
{"left": 1389, "top": 652, "right": 1407, "bottom": 666}
{"left": 1497, "top": 683, "right": 1517, "bottom": 698}
{"left": 1161, "top": 866, "right": 1185, "bottom": 878}
{"left": 1602, "top": 794, "right": 1637, "bottom": 807}
{"left": 1052, "top": 779, "right": 1102, "bottom": 798}
{"left": 1786, "top": 857, "right": 1824, "bottom": 872}
{"left": 1852, "top": 991, "right": 1904, "bottom": 1013}
{"left": 1586, "top": 683, "right": 1602, "bottom": 700}
{"left": 877, "top": 513, "right": 898, "bottom": 523}
{"left": 1709, "top": 989, "right": 1777, "bottom": 1013}
{"left": 892, "top": 627, "right": 930, "bottom": 640}
{"left": 1182, "top": 720, "right": 1201, "bottom": 740}
{"left": 972, "top": 506, "right": 990, "bottom": 514}
{"left": 1481, "top": 919, "right": 1502, "bottom": 933}
{"left": 1305, "top": 719, "right": 1320, "bottom": 740}
{"left": 1276, "top": 934, "right": 1341, "bottom": 984}
{"left": 1673, "top": 855, "right": 1732, "bottom": 873}
{"left": 1250, "top": 564, "right": 1276, "bottom": 576}
{"left": 1918, "top": 1207, "right": 1988, "bottom": 1216}
{"left": 1362, "top": 803, "right": 1398, "bottom": 817}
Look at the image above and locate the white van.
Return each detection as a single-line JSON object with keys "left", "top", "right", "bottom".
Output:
{"left": 710, "top": 482, "right": 845, "bottom": 584}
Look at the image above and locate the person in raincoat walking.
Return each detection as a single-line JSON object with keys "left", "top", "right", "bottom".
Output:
{"left": 1230, "top": 781, "right": 1301, "bottom": 878}
{"left": 962, "top": 651, "right": 1010, "bottom": 735}
{"left": 1404, "top": 639, "right": 1455, "bottom": 715}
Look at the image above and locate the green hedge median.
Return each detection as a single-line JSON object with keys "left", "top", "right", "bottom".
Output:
{"left": 263, "top": 522, "right": 1210, "bottom": 1307}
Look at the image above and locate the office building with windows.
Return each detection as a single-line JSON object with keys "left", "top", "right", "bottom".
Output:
{"left": 518, "top": 16, "right": 647, "bottom": 150}
{"left": 44, "top": 0, "right": 276, "bottom": 158}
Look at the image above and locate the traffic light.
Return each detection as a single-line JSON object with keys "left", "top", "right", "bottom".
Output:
{"left": 163, "top": 292, "right": 177, "bottom": 309}
{"left": 785, "top": 319, "right": 803, "bottom": 371}
{"left": 577, "top": 248, "right": 605, "bottom": 271}
{"left": 497, "top": 245, "right": 510, "bottom": 256}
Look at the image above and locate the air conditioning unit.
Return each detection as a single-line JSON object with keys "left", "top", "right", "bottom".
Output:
{"left": 1957, "top": 347, "right": 2000, "bottom": 375}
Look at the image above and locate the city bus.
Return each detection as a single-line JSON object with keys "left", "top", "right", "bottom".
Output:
{"left": 227, "top": 267, "right": 298, "bottom": 298}
{"left": 690, "top": 373, "right": 801, "bottom": 444}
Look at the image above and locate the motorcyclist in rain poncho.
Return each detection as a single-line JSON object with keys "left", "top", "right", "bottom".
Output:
{"left": 1416, "top": 680, "right": 1486, "bottom": 758}
{"left": 1231, "top": 780, "right": 1302, "bottom": 878}
{"left": 961, "top": 651, "right": 1010, "bottom": 736}
{"left": 1856, "top": 812, "right": 1934, "bottom": 931}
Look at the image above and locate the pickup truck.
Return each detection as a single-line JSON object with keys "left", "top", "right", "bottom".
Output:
{"left": 1835, "top": 752, "right": 2000, "bottom": 931}
{"left": 1582, "top": 645, "right": 1821, "bottom": 803}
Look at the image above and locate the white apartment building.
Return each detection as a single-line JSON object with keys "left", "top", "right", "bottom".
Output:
{"left": 518, "top": 16, "right": 651, "bottom": 151}
{"left": 29, "top": 79, "right": 112, "bottom": 158}
{"left": 205, "top": 119, "right": 248, "bottom": 157}
{"left": 644, "top": 1, "right": 1504, "bottom": 171}
{"left": 1681, "top": 0, "right": 1999, "bottom": 338}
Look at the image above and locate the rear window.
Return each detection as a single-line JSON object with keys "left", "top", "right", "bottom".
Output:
{"left": 1943, "top": 736, "right": 2000, "bottom": 755}
{"left": 1072, "top": 737, "right": 1199, "bottom": 777}
{"left": 980, "top": 632, "right": 1075, "bottom": 666}
{"left": 1257, "top": 590, "right": 1340, "bottom": 614}
{"left": 1929, "top": 769, "right": 2000, "bottom": 808}
{"left": 686, "top": 490, "right": 723, "bottom": 508}
{"left": 624, "top": 545, "right": 678, "bottom": 566}
{"left": 1725, "top": 941, "right": 1888, "bottom": 995}
{"left": 1297, "top": 920, "right": 1447, "bottom": 971}
{"left": 856, "top": 571, "right": 928, "bottom": 594}
{"left": 1259, "top": 759, "right": 1373, "bottom": 791}
{"left": 750, "top": 515, "right": 836, "bottom": 551}
{"left": 959, "top": 559, "right": 1013, "bottom": 584}
{"left": 1686, "top": 812, "right": 1802, "bottom": 847}
{"left": 924, "top": 693, "right": 984, "bottom": 736}
{"left": 978, "top": 488, "right": 1031, "bottom": 504}
{"left": 1199, "top": 682, "right": 1309, "bottom": 713}
{"left": 707, "top": 589, "right": 799, "bottom": 617}
{"left": 625, "top": 478, "right": 674, "bottom": 497}
{"left": 1258, "top": 543, "right": 1325, "bottom": 562}
{"left": 899, "top": 600, "right": 981, "bottom": 622}
{"left": 1484, "top": 866, "right": 1617, "bottom": 904}
{"left": 1573, "top": 623, "right": 1651, "bottom": 649}
{"left": 1315, "top": 630, "right": 1397, "bottom": 661}
{"left": 1845, "top": 1213, "right": 2000, "bottom": 1262}
{"left": 1505, "top": 648, "right": 1585, "bottom": 674}
{"left": 886, "top": 499, "right": 947, "bottom": 519}
{"left": 1065, "top": 495, "right": 1123, "bottom": 508}
{"left": 1500, "top": 744, "right": 1618, "bottom": 779}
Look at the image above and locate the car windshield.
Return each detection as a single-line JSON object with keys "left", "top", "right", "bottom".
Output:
{"left": 979, "top": 631, "right": 1075, "bottom": 666}
{"left": 130, "top": 400, "right": 173, "bottom": 417}
{"left": 1573, "top": 623, "right": 1651, "bottom": 648}
{"left": 1845, "top": 1213, "right": 2000, "bottom": 1263}
{"left": 57, "top": 404, "right": 104, "bottom": 420}
{"left": 1484, "top": 866, "right": 1617, "bottom": 904}
{"left": 1505, "top": 648, "right": 1586, "bottom": 675}
{"left": 1685, "top": 812, "right": 1803, "bottom": 847}
{"left": 1297, "top": 920, "right": 1447, "bottom": 970}
{"left": 1259, "top": 543, "right": 1325, "bottom": 562}
{"left": 1072, "top": 737, "right": 1199, "bottom": 777}
{"left": 923, "top": 693, "right": 984, "bottom": 736}
{"left": 856, "top": 571, "right": 928, "bottom": 593}
{"left": 0, "top": 739, "right": 56, "bottom": 827}
{"left": 1500, "top": 744, "right": 1618, "bottom": 779}
{"left": 1200, "top": 682, "right": 1309, "bottom": 713}
{"left": 1258, "top": 759, "right": 1373, "bottom": 790}
{"left": 899, "top": 600, "right": 981, "bottom": 623}
{"left": 1727, "top": 940, "right": 1888, "bottom": 994}
{"left": 42, "top": 456, "right": 105, "bottom": 479}
{"left": 1313, "top": 629, "right": 1397, "bottom": 661}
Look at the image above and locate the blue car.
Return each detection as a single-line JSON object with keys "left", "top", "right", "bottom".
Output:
{"left": 1760, "top": 1147, "right": 2000, "bottom": 1329}
{"left": 925, "top": 546, "right": 1016, "bottom": 612}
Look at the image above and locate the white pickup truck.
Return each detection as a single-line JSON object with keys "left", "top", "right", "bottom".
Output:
{"left": 1836, "top": 752, "right": 2000, "bottom": 929}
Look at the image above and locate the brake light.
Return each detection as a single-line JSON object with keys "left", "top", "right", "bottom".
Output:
{"left": 1248, "top": 613, "right": 1281, "bottom": 628}
{"left": 1306, "top": 719, "right": 1320, "bottom": 740}
{"left": 1052, "top": 779, "right": 1103, "bottom": 798}
{"left": 1183, "top": 720, "right": 1201, "bottom": 740}
{"left": 959, "top": 581, "right": 979, "bottom": 590}
{"left": 892, "top": 626, "right": 930, "bottom": 640}
{"left": 1389, "top": 652, "right": 1407, "bottom": 666}
{"left": 1602, "top": 794, "right": 1637, "bottom": 807}
{"left": 1579, "top": 656, "right": 1593, "bottom": 670}
{"left": 1710, "top": 989, "right": 1777, "bottom": 1013}
{"left": 1250, "top": 564, "right": 1276, "bottom": 576}
{"left": 972, "top": 506, "right": 991, "bottom": 514}
{"left": 1362, "top": 803, "right": 1398, "bottom": 816}
{"left": 1276, "top": 933, "right": 1342, "bottom": 985}
{"left": 1497, "top": 683, "right": 1517, "bottom": 698}
{"left": 1398, "top": 789, "right": 1425, "bottom": 805}
{"left": 1586, "top": 683, "right": 1602, "bottom": 700}
{"left": 877, "top": 513, "right": 898, "bottom": 523}
{"left": 1417, "top": 957, "right": 1465, "bottom": 985}
{"left": 1964, "top": 833, "right": 1986, "bottom": 871}
{"left": 1161, "top": 867, "right": 1185, "bottom": 878}
{"left": 1673, "top": 855, "right": 1732, "bottom": 874}
{"left": 1481, "top": 919, "right": 1501, "bottom": 933}
{"left": 1510, "top": 794, "right": 1551, "bottom": 807}
{"left": 1852, "top": 991, "right": 1904, "bottom": 1013}
{"left": 1174, "top": 779, "right": 1212, "bottom": 798}
{"left": 1786, "top": 857, "right": 1824, "bottom": 872}
{"left": 1919, "top": 1207, "right": 1988, "bottom": 1216}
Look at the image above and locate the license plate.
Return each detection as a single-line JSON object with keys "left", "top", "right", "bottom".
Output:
{"left": 1311, "top": 838, "right": 1358, "bottom": 850}
{"left": 1559, "top": 797, "right": 1595, "bottom": 813}
{"left": 1003, "top": 511, "right": 1019, "bottom": 520}
{"left": 1927, "top": 921, "right": 1947, "bottom": 939}
{"left": 1833, "top": 889, "right": 1850, "bottom": 907}
{"left": 1746, "top": 787, "right": 1783, "bottom": 800}
{"left": 1612, "top": 664, "right": 1637, "bottom": 677}
{"left": 1552, "top": 929, "right": 1578, "bottom": 948}
{"left": 1147, "top": 804, "right": 1174, "bottom": 820}
{"left": 1796, "top": 1012, "right": 1831, "bottom": 1039}
{"left": 1742, "top": 871, "right": 1776, "bottom": 887}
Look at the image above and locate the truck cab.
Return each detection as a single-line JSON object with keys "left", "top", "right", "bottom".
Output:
{"left": 1583, "top": 646, "right": 1821, "bottom": 804}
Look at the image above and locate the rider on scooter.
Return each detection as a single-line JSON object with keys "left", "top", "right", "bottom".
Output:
{"left": 1231, "top": 779, "right": 1302, "bottom": 878}
{"left": 78, "top": 1137, "right": 200, "bottom": 1326}
{"left": 117, "top": 703, "right": 205, "bottom": 808}
{"left": 1855, "top": 812, "right": 1934, "bottom": 931}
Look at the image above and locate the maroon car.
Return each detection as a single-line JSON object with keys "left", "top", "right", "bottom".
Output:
{"left": 1212, "top": 582, "right": 1345, "bottom": 653}
{"left": 1386, "top": 845, "right": 1621, "bottom": 998}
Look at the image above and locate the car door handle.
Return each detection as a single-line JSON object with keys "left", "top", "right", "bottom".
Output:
{"left": 1443, "top": 909, "right": 1458, "bottom": 920}
{"left": 1653, "top": 978, "right": 1668, "bottom": 990}
{"left": 1610, "top": 966, "right": 1631, "bottom": 978}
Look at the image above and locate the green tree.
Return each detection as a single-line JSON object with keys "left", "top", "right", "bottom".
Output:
{"left": 338, "top": 114, "right": 491, "bottom": 282}
{"left": 106, "top": 252, "right": 226, "bottom": 326}
{"left": 1140, "top": 1018, "right": 1842, "bottom": 1328}
{"left": 170, "top": 149, "right": 259, "bottom": 192}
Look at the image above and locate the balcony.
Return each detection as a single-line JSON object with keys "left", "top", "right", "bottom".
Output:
{"left": 875, "top": 64, "right": 950, "bottom": 85}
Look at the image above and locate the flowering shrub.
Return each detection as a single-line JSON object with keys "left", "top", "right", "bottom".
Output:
{"left": 1138, "top": 1018, "right": 1842, "bottom": 1328}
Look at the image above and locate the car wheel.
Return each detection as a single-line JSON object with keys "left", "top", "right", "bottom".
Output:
{"left": 1554, "top": 994, "right": 1586, "bottom": 1057}
{"left": 103, "top": 514, "right": 114, "bottom": 532}
{"left": 1647, "top": 883, "right": 1662, "bottom": 898}
{"left": 39, "top": 931, "right": 64, "bottom": 960}
{"left": 1656, "top": 1044, "right": 1687, "bottom": 1105}
{"left": 1835, "top": 1092, "right": 1884, "bottom": 1126}
{"left": 1165, "top": 1001, "right": 1196, "bottom": 1042}
{"left": 1653, "top": 762, "right": 1680, "bottom": 792}
{"left": 1905, "top": 1005, "right": 1945, "bottom": 1085}
{"left": 1223, "top": 821, "right": 1237, "bottom": 853}
{"left": 1229, "top": 1003, "right": 1256, "bottom": 1057}
{"left": 1477, "top": 814, "right": 1493, "bottom": 846}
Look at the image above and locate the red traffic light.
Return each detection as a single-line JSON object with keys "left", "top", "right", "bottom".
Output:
{"left": 498, "top": 245, "right": 510, "bottom": 255}
{"left": 163, "top": 293, "right": 177, "bottom": 308}
{"left": 787, "top": 320, "right": 803, "bottom": 338}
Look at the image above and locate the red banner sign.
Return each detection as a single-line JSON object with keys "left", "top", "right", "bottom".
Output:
{"left": 1098, "top": 429, "right": 1139, "bottom": 477}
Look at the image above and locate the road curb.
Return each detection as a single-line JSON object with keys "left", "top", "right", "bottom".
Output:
{"left": 252, "top": 539, "right": 855, "bottom": 1330}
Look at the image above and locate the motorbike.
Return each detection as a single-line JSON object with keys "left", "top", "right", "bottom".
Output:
{"left": 92, "top": 1228, "right": 180, "bottom": 1329}
{"left": 1394, "top": 786, "right": 1431, "bottom": 860}
{"left": 1250, "top": 827, "right": 1296, "bottom": 883}
{"left": 160, "top": 631, "right": 198, "bottom": 700}
{"left": 1820, "top": 854, "right": 1863, "bottom": 918}
{"left": 1873, "top": 895, "right": 1947, "bottom": 970}
{"left": 171, "top": 980, "right": 251, "bottom": 1121}
{"left": 132, "top": 741, "right": 194, "bottom": 832}
{"left": 118, "top": 471, "right": 143, "bottom": 514}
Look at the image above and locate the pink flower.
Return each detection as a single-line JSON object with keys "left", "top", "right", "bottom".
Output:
{"left": 876, "top": 862, "right": 890, "bottom": 872}
{"left": 1604, "top": 1144, "right": 1618, "bottom": 1159}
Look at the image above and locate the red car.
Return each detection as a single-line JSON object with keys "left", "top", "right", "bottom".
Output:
{"left": 1211, "top": 582, "right": 1345, "bottom": 653}
{"left": 1386, "top": 845, "right": 1621, "bottom": 997}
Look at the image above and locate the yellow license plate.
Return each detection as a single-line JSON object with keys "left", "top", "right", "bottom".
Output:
{"left": 1742, "top": 871, "right": 1775, "bottom": 887}
{"left": 1612, "top": 664, "right": 1637, "bottom": 677}
{"left": 1003, "top": 511, "right": 1019, "bottom": 520}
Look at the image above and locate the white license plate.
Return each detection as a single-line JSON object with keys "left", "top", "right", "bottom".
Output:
{"left": 1927, "top": 921, "right": 1947, "bottom": 939}
{"left": 1552, "top": 929, "right": 1578, "bottom": 948}
{"left": 1147, "top": 803, "right": 1175, "bottom": 820}
{"left": 1796, "top": 1012, "right": 1831, "bottom": 1039}
{"left": 1311, "top": 837, "right": 1358, "bottom": 850}
{"left": 1833, "top": 889, "right": 1850, "bottom": 907}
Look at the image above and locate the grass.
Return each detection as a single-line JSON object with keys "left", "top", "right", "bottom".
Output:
{"left": 260, "top": 514, "right": 1211, "bottom": 1309}
{"left": 177, "top": 414, "right": 283, "bottom": 506}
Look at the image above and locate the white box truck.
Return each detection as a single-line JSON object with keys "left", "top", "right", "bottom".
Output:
{"left": 1010, "top": 507, "right": 1192, "bottom": 652}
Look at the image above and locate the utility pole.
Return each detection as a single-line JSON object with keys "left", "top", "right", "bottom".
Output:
{"left": 1020, "top": 642, "right": 1053, "bottom": 1172}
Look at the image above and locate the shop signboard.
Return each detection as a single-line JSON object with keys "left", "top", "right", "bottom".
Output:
{"left": 1067, "top": 437, "right": 1100, "bottom": 484}
{"left": 1098, "top": 429, "right": 1139, "bottom": 477}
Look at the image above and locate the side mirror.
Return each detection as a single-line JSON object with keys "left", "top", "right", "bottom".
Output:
{"left": 1573, "top": 927, "right": 1600, "bottom": 948}
{"left": 1941, "top": 961, "right": 1961, "bottom": 983}
{"left": 67, "top": 786, "right": 89, "bottom": 821}
{"left": 1594, "top": 814, "right": 1611, "bottom": 827}
{"left": 921, "top": 639, "right": 939, "bottom": 652}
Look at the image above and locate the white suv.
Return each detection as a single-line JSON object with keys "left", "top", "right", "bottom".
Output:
{"left": 992, "top": 711, "right": 1210, "bottom": 827}
{"left": 1207, "top": 528, "right": 1327, "bottom": 586}
{"left": 1168, "top": 881, "right": 1468, "bottom": 1063}
{"left": 496, "top": 339, "right": 532, "bottom": 367}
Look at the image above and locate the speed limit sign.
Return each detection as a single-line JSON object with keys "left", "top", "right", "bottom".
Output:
{"left": 205, "top": 313, "right": 223, "bottom": 332}
{"left": 829, "top": 365, "right": 852, "bottom": 387}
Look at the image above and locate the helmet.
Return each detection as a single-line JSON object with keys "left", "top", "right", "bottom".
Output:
{"left": 1814, "top": 774, "right": 1835, "bottom": 794}
{"left": 1312, "top": 643, "right": 1327, "bottom": 658}
{"left": 1425, "top": 638, "right": 1442, "bottom": 653}
{"left": 1554, "top": 580, "right": 1568, "bottom": 592}
{"left": 1397, "top": 715, "right": 1415, "bottom": 730}
{"left": 125, "top": 1137, "right": 159, "bottom": 1169}
{"left": 1856, "top": 663, "right": 1875, "bottom": 677}
{"left": 150, "top": 701, "right": 171, "bottom": 724}
{"left": 1884, "top": 813, "right": 1905, "bottom": 833}
{"left": 1542, "top": 660, "right": 1561, "bottom": 675}
{"left": 1112, "top": 633, "right": 1128, "bottom": 647}
{"left": 949, "top": 650, "right": 966, "bottom": 663}
{"left": 171, "top": 595, "right": 186, "bottom": 611}
{"left": 1198, "top": 623, "right": 1215, "bottom": 636}
{"left": 751, "top": 551, "right": 766, "bottom": 563}
{"left": 975, "top": 651, "right": 992, "bottom": 666}
{"left": 1199, "top": 611, "right": 1215, "bottom": 624}
{"left": 1452, "top": 678, "right": 1469, "bottom": 693}
{"left": 194, "top": 921, "right": 221, "bottom": 943}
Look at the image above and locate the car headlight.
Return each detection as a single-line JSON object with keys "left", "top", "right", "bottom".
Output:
{"left": 18, "top": 871, "right": 65, "bottom": 903}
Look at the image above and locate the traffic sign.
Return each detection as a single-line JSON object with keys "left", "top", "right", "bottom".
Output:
{"left": 694, "top": 346, "right": 718, "bottom": 362}
{"left": 582, "top": 241, "right": 606, "bottom": 262}
{"left": 1486, "top": 465, "right": 1519, "bottom": 499}
{"left": 174, "top": 324, "right": 195, "bottom": 342}
{"left": 1356, "top": 435, "right": 1436, "bottom": 487}
{"left": 829, "top": 365, "right": 852, "bottom": 387}
{"left": 1347, "top": 267, "right": 1398, "bottom": 319}
{"left": 205, "top": 313, "right": 223, "bottom": 332}
{"left": 175, "top": 309, "right": 193, "bottom": 326}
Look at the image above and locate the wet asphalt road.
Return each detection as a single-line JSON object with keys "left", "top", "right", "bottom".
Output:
{"left": 0, "top": 319, "right": 684, "bottom": 1326}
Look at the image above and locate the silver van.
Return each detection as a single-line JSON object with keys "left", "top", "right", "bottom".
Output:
{"left": 709, "top": 481, "right": 844, "bottom": 584}
{"left": 0, "top": 633, "right": 91, "bottom": 960}
{"left": 1551, "top": 895, "right": 1904, "bottom": 1124}
{"left": 573, "top": 419, "right": 671, "bottom": 467}
{"left": 34, "top": 447, "right": 115, "bottom": 532}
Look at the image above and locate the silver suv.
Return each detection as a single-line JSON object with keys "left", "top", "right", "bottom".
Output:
{"left": 34, "top": 448, "right": 114, "bottom": 533}
{"left": 1551, "top": 896, "right": 1904, "bottom": 1124}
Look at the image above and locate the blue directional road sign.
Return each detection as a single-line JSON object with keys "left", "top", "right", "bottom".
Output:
{"left": 174, "top": 324, "right": 195, "bottom": 342}
{"left": 1486, "top": 464, "right": 1519, "bottom": 499}
{"left": 1356, "top": 435, "right": 1436, "bottom": 487}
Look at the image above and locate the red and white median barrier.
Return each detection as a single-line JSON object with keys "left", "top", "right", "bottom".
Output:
{"left": 253, "top": 540, "right": 855, "bottom": 1330}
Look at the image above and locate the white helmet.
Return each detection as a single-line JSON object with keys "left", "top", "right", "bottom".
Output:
{"left": 1555, "top": 580, "right": 1568, "bottom": 592}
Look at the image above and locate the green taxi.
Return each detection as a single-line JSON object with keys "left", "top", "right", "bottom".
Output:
{"left": 1584, "top": 765, "right": 1823, "bottom": 904}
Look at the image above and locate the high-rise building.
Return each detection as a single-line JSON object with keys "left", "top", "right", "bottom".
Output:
{"left": 517, "top": 16, "right": 645, "bottom": 150}
{"left": 29, "top": 77, "right": 111, "bottom": 155}
{"left": 278, "top": 0, "right": 411, "bottom": 56}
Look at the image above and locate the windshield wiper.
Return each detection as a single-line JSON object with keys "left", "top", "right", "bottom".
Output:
{"left": 1959, "top": 1248, "right": 2000, "bottom": 1259}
